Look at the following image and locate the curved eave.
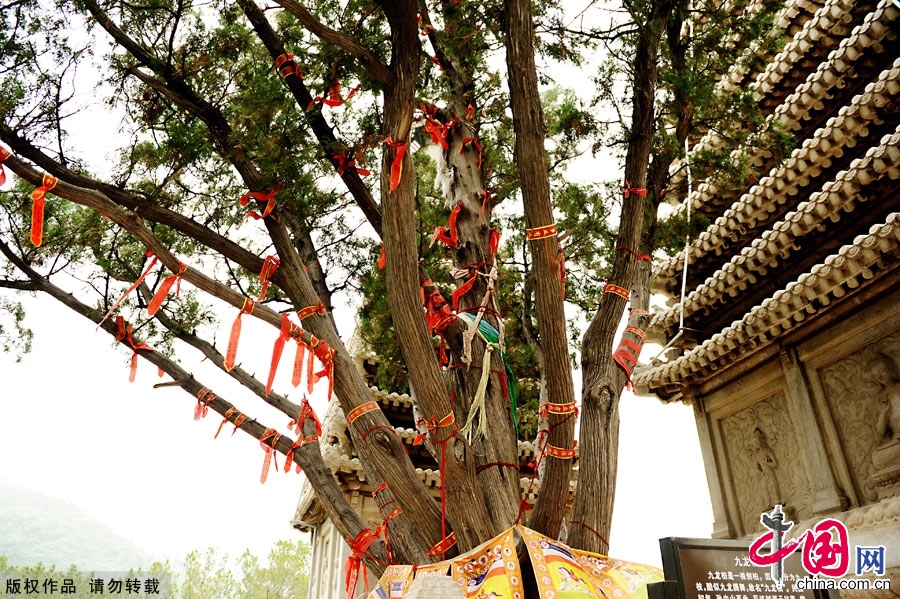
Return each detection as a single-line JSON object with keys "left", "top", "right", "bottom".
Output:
{"left": 638, "top": 212, "right": 900, "bottom": 396}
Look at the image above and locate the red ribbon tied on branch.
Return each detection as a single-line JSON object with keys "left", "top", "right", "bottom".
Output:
{"left": 345, "top": 528, "right": 378, "bottom": 599}
{"left": 114, "top": 316, "right": 154, "bottom": 382}
{"left": 622, "top": 180, "right": 648, "bottom": 199}
{"left": 239, "top": 184, "right": 280, "bottom": 223}
{"left": 430, "top": 202, "right": 462, "bottom": 249}
{"left": 309, "top": 80, "right": 361, "bottom": 109}
{"left": 30, "top": 173, "right": 58, "bottom": 246}
{"left": 147, "top": 262, "right": 187, "bottom": 316}
{"left": 0, "top": 146, "right": 10, "bottom": 187}
{"left": 266, "top": 313, "right": 294, "bottom": 396}
{"left": 333, "top": 151, "right": 370, "bottom": 177}
{"left": 258, "top": 428, "right": 282, "bottom": 484}
{"left": 383, "top": 136, "right": 408, "bottom": 193}
{"left": 423, "top": 112, "right": 455, "bottom": 150}
{"left": 274, "top": 54, "right": 303, "bottom": 79}
{"left": 224, "top": 298, "right": 254, "bottom": 371}
{"left": 257, "top": 255, "right": 280, "bottom": 301}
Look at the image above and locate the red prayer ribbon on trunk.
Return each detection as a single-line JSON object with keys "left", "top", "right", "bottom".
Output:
{"left": 430, "top": 202, "right": 462, "bottom": 248}
{"left": 257, "top": 255, "right": 280, "bottom": 301}
{"left": 460, "top": 136, "right": 483, "bottom": 168}
{"left": 30, "top": 173, "right": 58, "bottom": 246}
{"left": 622, "top": 180, "right": 648, "bottom": 198}
{"left": 274, "top": 54, "right": 303, "bottom": 79}
{"left": 383, "top": 136, "right": 408, "bottom": 193}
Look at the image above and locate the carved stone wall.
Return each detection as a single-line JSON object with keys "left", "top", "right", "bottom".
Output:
{"left": 819, "top": 333, "right": 900, "bottom": 504}
{"left": 721, "top": 391, "right": 812, "bottom": 534}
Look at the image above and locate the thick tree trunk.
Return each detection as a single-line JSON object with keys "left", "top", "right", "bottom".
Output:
{"left": 569, "top": 0, "right": 676, "bottom": 553}
{"left": 377, "top": 0, "right": 496, "bottom": 553}
{"left": 503, "top": 0, "right": 577, "bottom": 539}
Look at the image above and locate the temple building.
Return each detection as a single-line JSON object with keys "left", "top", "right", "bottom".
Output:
{"left": 635, "top": 0, "right": 900, "bottom": 593}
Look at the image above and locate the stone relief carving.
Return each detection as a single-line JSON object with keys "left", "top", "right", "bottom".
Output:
{"left": 722, "top": 392, "right": 812, "bottom": 535}
{"left": 820, "top": 336, "right": 900, "bottom": 503}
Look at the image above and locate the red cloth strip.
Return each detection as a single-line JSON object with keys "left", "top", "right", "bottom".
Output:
{"left": 310, "top": 81, "right": 360, "bottom": 109}
{"left": 345, "top": 528, "right": 378, "bottom": 599}
{"left": 297, "top": 300, "right": 325, "bottom": 322}
{"left": 525, "top": 223, "right": 557, "bottom": 240}
{"left": 603, "top": 283, "right": 630, "bottom": 301}
{"left": 624, "top": 325, "right": 647, "bottom": 341}
{"left": 114, "top": 316, "right": 154, "bottom": 382}
{"left": 274, "top": 54, "right": 303, "bottom": 79}
{"left": 460, "top": 136, "right": 482, "bottom": 168}
{"left": 630, "top": 308, "right": 650, "bottom": 317}
{"left": 259, "top": 428, "right": 282, "bottom": 484}
{"left": 257, "top": 255, "right": 280, "bottom": 301}
{"left": 267, "top": 314, "right": 292, "bottom": 396}
{"left": 384, "top": 136, "right": 408, "bottom": 193}
{"left": 545, "top": 443, "right": 576, "bottom": 459}
{"left": 616, "top": 245, "right": 652, "bottom": 261}
{"left": 292, "top": 333, "right": 306, "bottom": 388}
{"left": 239, "top": 184, "right": 279, "bottom": 223}
{"left": 425, "top": 532, "right": 456, "bottom": 557}
{"left": 622, "top": 180, "right": 648, "bottom": 198}
{"left": 430, "top": 202, "right": 462, "bottom": 249}
{"left": 215, "top": 407, "right": 239, "bottom": 439}
{"left": 30, "top": 173, "right": 58, "bottom": 246}
{"left": 147, "top": 262, "right": 187, "bottom": 316}
{"left": 333, "top": 151, "right": 370, "bottom": 177}
{"left": 224, "top": 298, "right": 254, "bottom": 371}
{"left": 539, "top": 401, "right": 578, "bottom": 418}
{"left": 0, "top": 146, "right": 10, "bottom": 186}
{"left": 347, "top": 401, "right": 379, "bottom": 425}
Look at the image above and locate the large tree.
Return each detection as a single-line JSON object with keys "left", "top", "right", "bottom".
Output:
{"left": 0, "top": 0, "right": 787, "bottom": 587}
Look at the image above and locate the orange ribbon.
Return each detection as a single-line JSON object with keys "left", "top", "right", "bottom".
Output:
{"left": 114, "top": 316, "right": 154, "bottom": 382}
{"left": 195, "top": 387, "right": 216, "bottom": 420}
{"left": 297, "top": 301, "right": 326, "bottom": 322}
{"left": 545, "top": 443, "right": 577, "bottom": 459}
{"left": 613, "top": 338, "right": 643, "bottom": 388}
{"left": 224, "top": 298, "right": 254, "bottom": 371}
{"left": 259, "top": 428, "right": 282, "bottom": 484}
{"left": 289, "top": 396, "right": 322, "bottom": 439}
{"left": 383, "top": 136, "right": 408, "bottom": 193}
{"left": 257, "top": 255, "right": 280, "bottom": 301}
{"left": 347, "top": 401, "right": 379, "bottom": 425}
{"left": 525, "top": 223, "right": 558, "bottom": 241}
{"left": 309, "top": 80, "right": 360, "bottom": 109}
{"left": 622, "top": 180, "right": 648, "bottom": 198}
{"left": 30, "top": 173, "right": 58, "bottom": 246}
{"left": 377, "top": 244, "right": 386, "bottom": 270}
{"left": 147, "top": 262, "right": 187, "bottom": 316}
{"left": 239, "top": 184, "right": 280, "bottom": 223}
{"left": 215, "top": 407, "right": 242, "bottom": 439}
{"left": 624, "top": 325, "right": 647, "bottom": 342}
{"left": 603, "top": 283, "right": 630, "bottom": 301}
{"left": 266, "top": 313, "right": 293, "bottom": 396}
{"left": 0, "top": 146, "right": 10, "bottom": 186}
{"left": 334, "top": 151, "right": 370, "bottom": 177}
{"left": 312, "top": 339, "right": 335, "bottom": 401}
{"left": 292, "top": 333, "right": 306, "bottom": 388}
{"left": 423, "top": 112, "right": 455, "bottom": 150}
{"left": 430, "top": 202, "right": 462, "bottom": 249}
{"left": 425, "top": 532, "right": 457, "bottom": 557}
{"left": 98, "top": 253, "right": 158, "bottom": 328}
{"left": 274, "top": 54, "right": 303, "bottom": 79}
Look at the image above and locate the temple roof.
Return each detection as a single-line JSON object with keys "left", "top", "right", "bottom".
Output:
{"left": 638, "top": 0, "right": 900, "bottom": 400}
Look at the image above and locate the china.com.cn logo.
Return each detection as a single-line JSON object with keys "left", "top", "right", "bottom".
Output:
{"left": 747, "top": 505, "right": 886, "bottom": 590}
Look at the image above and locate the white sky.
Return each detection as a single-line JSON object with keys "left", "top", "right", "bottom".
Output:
{"left": 0, "top": 291, "right": 713, "bottom": 569}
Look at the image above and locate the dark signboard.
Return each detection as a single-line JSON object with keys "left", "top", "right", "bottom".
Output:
{"left": 648, "top": 537, "right": 831, "bottom": 599}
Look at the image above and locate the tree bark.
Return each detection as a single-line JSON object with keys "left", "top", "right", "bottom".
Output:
{"left": 570, "top": 0, "right": 676, "bottom": 553}
{"left": 503, "top": 0, "right": 577, "bottom": 539}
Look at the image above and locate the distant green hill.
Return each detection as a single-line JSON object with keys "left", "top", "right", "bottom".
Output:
{"left": 0, "top": 480, "right": 158, "bottom": 570}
